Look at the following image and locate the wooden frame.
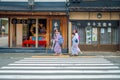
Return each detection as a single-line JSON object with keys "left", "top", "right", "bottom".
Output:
{"left": 3, "top": 12, "right": 68, "bottom": 49}
{"left": 71, "top": 21, "right": 119, "bottom": 51}
{"left": 49, "top": 16, "right": 68, "bottom": 49}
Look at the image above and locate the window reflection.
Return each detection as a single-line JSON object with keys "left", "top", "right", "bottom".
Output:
{"left": 22, "top": 19, "right": 47, "bottom": 48}
{"left": 0, "top": 18, "right": 8, "bottom": 47}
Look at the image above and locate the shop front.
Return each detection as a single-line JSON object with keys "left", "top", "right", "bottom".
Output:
{"left": 71, "top": 20, "right": 119, "bottom": 51}
{"left": 69, "top": 12, "right": 120, "bottom": 52}
{"left": 0, "top": 0, "right": 120, "bottom": 53}
{"left": 9, "top": 15, "right": 68, "bottom": 50}
{"left": 67, "top": 0, "right": 120, "bottom": 52}
{"left": 0, "top": 2, "right": 68, "bottom": 53}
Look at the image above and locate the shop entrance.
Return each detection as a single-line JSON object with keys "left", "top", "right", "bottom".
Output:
{"left": 11, "top": 16, "right": 68, "bottom": 52}
{"left": 72, "top": 20, "right": 119, "bottom": 51}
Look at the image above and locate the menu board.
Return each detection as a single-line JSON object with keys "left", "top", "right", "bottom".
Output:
{"left": 86, "top": 26, "right": 92, "bottom": 44}
{"left": 92, "top": 28, "right": 97, "bottom": 41}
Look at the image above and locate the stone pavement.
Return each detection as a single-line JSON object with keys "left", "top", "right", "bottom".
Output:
{"left": 0, "top": 57, "right": 120, "bottom": 80}
{"left": 0, "top": 51, "right": 120, "bottom": 58}
{"left": 0, "top": 51, "right": 120, "bottom": 80}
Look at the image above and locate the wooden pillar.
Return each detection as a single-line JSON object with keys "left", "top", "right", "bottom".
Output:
{"left": 119, "top": 19, "right": 120, "bottom": 51}
{"left": 68, "top": 21, "right": 72, "bottom": 53}
{"left": 9, "top": 18, "right": 13, "bottom": 48}
{"left": 8, "top": 18, "right": 10, "bottom": 47}
{"left": 36, "top": 18, "right": 38, "bottom": 48}
{"left": 46, "top": 18, "right": 50, "bottom": 48}
{"left": 118, "top": 14, "right": 120, "bottom": 51}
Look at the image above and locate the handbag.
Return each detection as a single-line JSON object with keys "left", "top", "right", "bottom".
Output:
{"left": 75, "top": 39, "right": 78, "bottom": 43}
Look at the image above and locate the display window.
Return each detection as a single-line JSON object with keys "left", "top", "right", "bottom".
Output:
{"left": 0, "top": 18, "right": 9, "bottom": 48}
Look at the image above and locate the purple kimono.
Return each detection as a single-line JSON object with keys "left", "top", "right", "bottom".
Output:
{"left": 53, "top": 32, "right": 62, "bottom": 54}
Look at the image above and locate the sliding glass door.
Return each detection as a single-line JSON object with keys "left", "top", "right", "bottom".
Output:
{"left": 0, "top": 18, "right": 9, "bottom": 48}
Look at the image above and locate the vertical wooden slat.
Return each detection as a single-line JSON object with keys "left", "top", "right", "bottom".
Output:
{"left": 36, "top": 18, "right": 38, "bottom": 48}
{"left": 46, "top": 17, "right": 50, "bottom": 48}
{"left": 68, "top": 21, "right": 72, "bottom": 53}
{"left": 98, "top": 28, "right": 100, "bottom": 50}
{"left": 8, "top": 17, "right": 10, "bottom": 47}
{"left": 63, "top": 17, "right": 67, "bottom": 49}
{"left": 49, "top": 17, "right": 52, "bottom": 48}
{"left": 60, "top": 16, "right": 67, "bottom": 49}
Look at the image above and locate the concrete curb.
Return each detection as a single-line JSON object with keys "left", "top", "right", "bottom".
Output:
{"left": 31, "top": 55, "right": 120, "bottom": 58}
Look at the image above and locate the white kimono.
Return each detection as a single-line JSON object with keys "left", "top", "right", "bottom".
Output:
{"left": 71, "top": 36, "right": 79, "bottom": 55}
{"left": 75, "top": 33, "right": 81, "bottom": 52}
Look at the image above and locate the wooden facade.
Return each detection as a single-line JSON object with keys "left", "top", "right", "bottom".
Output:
{"left": 1, "top": 11, "right": 119, "bottom": 52}
{"left": 0, "top": 1, "right": 120, "bottom": 52}
{"left": 69, "top": 12, "right": 120, "bottom": 52}
{"left": 68, "top": 0, "right": 120, "bottom": 52}
{"left": 0, "top": 11, "right": 68, "bottom": 49}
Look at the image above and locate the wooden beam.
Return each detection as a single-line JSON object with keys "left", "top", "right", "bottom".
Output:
{"left": 0, "top": 11, "right": 67, "bottom": 17}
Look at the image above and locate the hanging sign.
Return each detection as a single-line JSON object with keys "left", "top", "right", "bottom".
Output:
{"left": 71, "top": 20, "right": 119, "bottom": 27}
{"left": 11, "top": 18, "right": 36, "bottom": 24}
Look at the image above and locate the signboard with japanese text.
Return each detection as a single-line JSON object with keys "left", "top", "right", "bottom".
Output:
{"left": 71, "top": 20, "right": 119, "bottom": 27}
{"left": 11, "top": 18, "right": 36, "bottom": 24}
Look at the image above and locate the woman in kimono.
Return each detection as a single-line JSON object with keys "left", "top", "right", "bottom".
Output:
{"left": 53, "top": 29, "right": 62, "bottom": 56}
{"left": 71, "top": 33, "right": 79, "bottom": 56}
{"left": 73, "top": 29, "right": 83, "bottom": 54}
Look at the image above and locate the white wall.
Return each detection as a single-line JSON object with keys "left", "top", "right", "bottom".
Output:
{"left": 16, "top": 24, "right": 23, "bottom": 47}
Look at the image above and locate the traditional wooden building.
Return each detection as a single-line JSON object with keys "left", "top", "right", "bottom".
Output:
{"left": 68, "top": 0, "right": 120, "bottom": 52}
{"left": 0, "top": 0, "right": 120, "bottom": 53}
{"left": 0, "top": 1, "right": 68, "bottom": 53}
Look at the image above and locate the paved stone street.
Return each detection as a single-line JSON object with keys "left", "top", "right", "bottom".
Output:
{"left": 0, "top": 53, "right": 120, "bottom": 80}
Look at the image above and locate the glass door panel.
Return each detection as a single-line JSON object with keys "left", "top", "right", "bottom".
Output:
{"left": 100, "top": 28, "right": 111, "bottom": 44}
{"left": 22, "top": 19, "right": 36, "bottom": 47}
{"left": 0, "top": 18, "right": 9, "bottom": 47}
{"left": 37, "top": 19, "right": 47, "bottom": 48}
